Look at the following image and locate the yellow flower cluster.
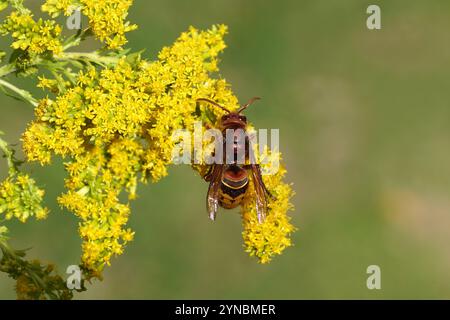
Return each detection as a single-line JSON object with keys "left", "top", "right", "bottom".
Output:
{"left": 240, "top": 151, "right": 295, "bottom": 263}
{"left": 23, "top": 25, "right": 242, "bottom": 274}
{"left": 0, "top": 11, "right": 62, "bottom": 55}
{"left": 80, "top": 0, "right": 137, "bottom": 49}
{"left": 41, "top": 0, "right": 74, "bottom": 16}
{"left": 58, "top": 144, "right": 136, "bottom": 274}
{"left": 37, "top": 75, "right": 59, "bottom": 93}
{"left": 0, "top": 174, "right": 49, "bottom": 223}
{"left": 42, "top": 0, "right": 137, "bottom": 49}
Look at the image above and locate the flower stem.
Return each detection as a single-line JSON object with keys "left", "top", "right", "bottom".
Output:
{"left": 0, "top": 64, "right": 16, "bottom": 78}
{"left": 57, "top": 52, "right": 120, "bottom": 67}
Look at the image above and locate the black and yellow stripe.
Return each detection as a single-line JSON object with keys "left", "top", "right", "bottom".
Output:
{"left": 219, "top": 165, "right": 249, "bottom": 209}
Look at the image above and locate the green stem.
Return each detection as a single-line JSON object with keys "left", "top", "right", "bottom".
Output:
{"left": 0, "top": 79, "right": 38, "bottom": 107}
{"left": 0, "top": 64, "right": 16, "bottom": 78}
{"left": 57, "top": 52, "right": 120, "bottom": 67}
{"left": 62, "top": 38, "right": 81, "bottom": 51}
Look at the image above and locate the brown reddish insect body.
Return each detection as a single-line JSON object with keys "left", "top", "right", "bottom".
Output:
{"left": 197, "top": 97, "right": 272, "bottom": 223}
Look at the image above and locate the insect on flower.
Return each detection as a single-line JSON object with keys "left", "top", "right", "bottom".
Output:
{"left": 197, "top": 97, "right": 274, "bottom": 223}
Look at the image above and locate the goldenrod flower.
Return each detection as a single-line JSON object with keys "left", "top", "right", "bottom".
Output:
{"left": 19, "top": 16, "right": 295, "bottom": 273}
{"left": 0, "top": 173, "right": 49, "bottom": 223}
{"left": 41, "top": 0, "right": 75, "bottom": 16}
{"left": 0, "top": 11, "right": 62, "bottom": 55}
{"left": 2, "top": 0, "right": 296, "bottom": 300}
{"left": 241, "top": 153, "right": 295, "bottom": 263}
{"left": 80, "top": 0, "right": 137, "bottom": 49}
{"left": 42, "top": 0, "right": 137, "bottom": 49}
{"left": 37, "top": 76, "right": 58, "bottom": 92}
{"left": 23, "top": 25, "right": 243, "bottom": 275}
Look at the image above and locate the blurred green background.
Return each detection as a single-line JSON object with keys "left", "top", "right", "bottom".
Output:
{"left": 1, "top": 0, "right": 450, "bottom": 299}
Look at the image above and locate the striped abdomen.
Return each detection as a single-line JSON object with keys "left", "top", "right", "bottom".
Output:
{"left": 219, "top": 165, "right": 249, "bottom": 209}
